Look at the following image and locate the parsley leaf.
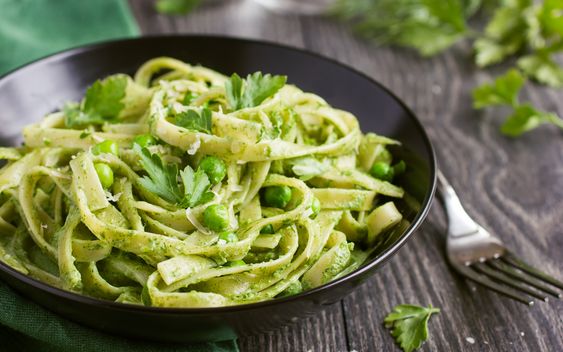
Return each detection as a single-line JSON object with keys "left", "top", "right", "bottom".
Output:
{"left": 501, "top": 104, "right": 563, "bottom": 137}
{"left": 474, "top": 37, "right": 523, "bottom": 68}
{"left": 65, "top": 75, "right": 128, "bottom": 128}
{"left": 539, "top": 0, "right": 563, "bottom": 38}
{"left": 83, "top": 75, "right": 128, "bottom": 118}
{"left": 64, "top": 103, "right": 107, "bottom": 128}
{"left": 182, "top": 92, "right": 197, "bottom": 106}
{"left": 155, "top": 0, "right": 201, "bottom": 15}
{"left": 225, "top": 72, "right": 287, "bottom": 111}
{"left": 517, "top": 54, "right": 563, "bottom": 87}
{"left": 225, "top": 73, "right": 243, "bottom": 110}
{"left": 473, "top": 70, "right": 563, "bottom": 136}
{"left": 472, "top": 69, "right": 525, "bottom": 108}
{"left": 134, "top": 144, "right": 182, "bottom": 204}
{"left": 474, "top": 1, "right": 528, "bottom": 67}
{"left": 174, "top": 108, "right": 212, "bottom": 134}
{"left": 79, "top": 130, "right": 92, "bottom": 139}
{"left": 244, "top": 72, "right": 287, "bottom": 108}
{"left": 179, "top": 166, "right": 214, "bottom": 208}
{"left": 134, "top": 145, "right": 214, "bottom": 207}
{"left": 333, "top": 0, "right": 468, "bottom": 57}
{"left": 384, "top": 304, "right": 440, "bottom": 352}
{"left": 515, "top": 0, "right": 563, "bottom": 86}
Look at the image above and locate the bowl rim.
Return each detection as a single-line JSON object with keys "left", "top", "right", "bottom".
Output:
{"left": 0, "top": 34, "right": 437, "bottom": 314}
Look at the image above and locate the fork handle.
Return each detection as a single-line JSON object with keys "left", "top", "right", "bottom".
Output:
{"left": 436, "top": 170, "right": 480, "bottom": 238}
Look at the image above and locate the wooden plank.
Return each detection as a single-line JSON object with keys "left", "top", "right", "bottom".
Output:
{"left": 130, "top": 1, "right": 563, "bottom": 351}
{"left": 238, "top": 306, "right": 348, "bottom": 352}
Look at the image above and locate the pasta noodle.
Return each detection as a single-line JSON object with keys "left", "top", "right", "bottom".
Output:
{"left": 0, "top": 57, "right": 407, "bottom": 307}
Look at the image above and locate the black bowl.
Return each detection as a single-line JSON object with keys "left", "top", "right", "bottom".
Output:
{"left": 0, "top": 35, "right": 436, "bottom": 342}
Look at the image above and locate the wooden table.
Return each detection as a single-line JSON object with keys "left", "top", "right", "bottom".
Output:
{"left": 130, "top": 1, "right": 563, "bottom": 351}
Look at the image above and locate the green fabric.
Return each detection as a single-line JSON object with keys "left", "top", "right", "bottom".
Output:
{"left": 0, "top": 1, "right": 238, "bottom": 350}
{"left": 0, "top": 280, "right": 238, "bottom": 351}
{"left": 0, "top": 0, "right": 139, "bottom": 75}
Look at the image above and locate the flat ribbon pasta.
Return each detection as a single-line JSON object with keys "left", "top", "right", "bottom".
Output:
{"left": 0, "top": 57, "right": 407, "bottom": 307}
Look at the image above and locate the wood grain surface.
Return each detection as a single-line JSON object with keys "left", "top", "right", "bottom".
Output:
{"left": 129, "top": 1, "right": 563, "bottom": 351}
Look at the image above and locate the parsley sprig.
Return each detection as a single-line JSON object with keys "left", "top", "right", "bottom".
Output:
{"left": 64, "top": 75, "right": 128, "bottom": 128}
{"left": 155, "top": 0, "right": 201, "bottom": 15}
{"left": 334, "top": 0, "right": 563, "bottom": 85}
{"left": 334, "top": 0, "right": 469, "bottom": 57}
{"left": 384, "top": 304, "right": 440, "bottom": 352}
{"left": 174, "top": 108, "right": 213, "bottom": 134}
{"left": 475, "top": 0, "right": 563, "bottom": 87}
{"left": 473, "top": 69, "right": 525, "bottom": 109}
{"left": 473, "top": 69, "right": 563, "bottom": 136}
{"left": 225, "top": 72, "right": 287, "bottom": 111}
{"left": 134, "top": 144, "right": 213, "bottom": 207}
{"left": 179, "top": 166, "right": 214, "bottom": 208}
{"left": 334, "top": 0, "right": 563, "bottom": 137}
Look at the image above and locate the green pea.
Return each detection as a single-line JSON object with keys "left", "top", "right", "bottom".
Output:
{"left": 94, "top": 163, "right": 114, "bottom": 189}
{"left": 370, "top": 161, "right": 393, "bottom": 181}
{"left": 92, "top": 140, "right": 118, "bottom": 156}
{"left": 198, "top": 156, "right": 227, "bottom": 184}
{"left": 263, "top": 186, "right": 292, "bottom": 208}
{"left": 229, "top": 260, "right": 245, "bottom": 267}
{"left": 203, "top": 204, "right": 230, "bottom": 232}
{"left": 260, "top": 224, "right": 275, "bottom": 234}
{"left": 218, "top": 231, "right": 238, "bottom": 243}
{"left": 310, "top": 197, "right": 321, "bottom": 218}
{"left": 133, "top": 134, "right": 156, "bottom": 148}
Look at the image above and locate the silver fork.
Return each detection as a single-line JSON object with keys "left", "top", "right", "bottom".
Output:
{"left": 437, "top": 170, "right": 563, "bottom": 305}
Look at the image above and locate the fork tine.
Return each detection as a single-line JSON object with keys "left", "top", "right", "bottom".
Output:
{"left": 488, "top": 259, "right": 562, "bottom": 298}
{"left": 472, "top": 262, "right": 549, "bottom": 302}
{"left": 502, "top": 252, "right": 563, "bottom": 290}
{"left": 451, "top": 262, "right": 534, "bottom": 305}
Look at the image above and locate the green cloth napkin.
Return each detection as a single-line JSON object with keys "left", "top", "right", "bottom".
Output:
{"left": 0, "top": 1, "right": 238, "bottom": 350}
{"left": 0, "top": 0, "right": 139, "bottom": 75}
{"left": 0, "top": 280, "right": 238, "bottom": 352}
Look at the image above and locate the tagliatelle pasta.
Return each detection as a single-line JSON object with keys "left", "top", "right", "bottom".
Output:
{"left": 0, "top": 57, "right": 408, "bottom": 307}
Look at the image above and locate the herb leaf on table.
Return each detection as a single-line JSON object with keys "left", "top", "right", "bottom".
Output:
{"left": 473, "top": 0, "right": 529, "bottom": 67}
{"left": 473, "top": 70, "right": 563, "bottom": 136}
{"left": 472, "top": 69, "right": 525, "bottom": 108}
{"left": 334, "top": 0, "right": 563, "bottom": 137}
{"left": 155, "top": 0, "right": 201, "bottom": 15}
{"left": 500, "top": 104, "right": 562, "bottom": 137}
{"left": 517, "top": 54, "right": 563, "bottom": 88}
{"left": 384, "top": 304, "right": 440, "bottom": 352}
{"left": 333, "top": 0, "right": 469, "bottom": 57}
